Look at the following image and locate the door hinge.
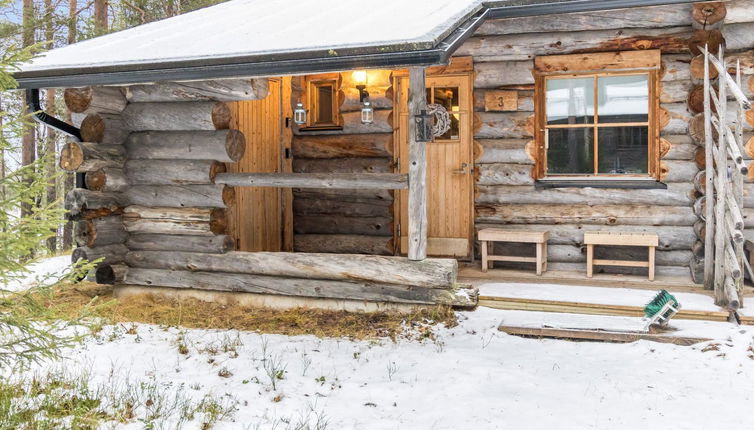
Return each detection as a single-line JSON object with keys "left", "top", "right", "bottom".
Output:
{"left": 397, "top": 223, "right": 401, "bottom": 237}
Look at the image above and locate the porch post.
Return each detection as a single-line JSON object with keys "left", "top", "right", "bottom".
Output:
{"left": 407, "top": 67, "right": 428, "bottom": 261}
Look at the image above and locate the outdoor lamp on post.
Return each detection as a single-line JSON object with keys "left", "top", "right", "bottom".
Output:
{"left": 353, "top": 70, "right": 373, "bottom": 124}
{"left": 293, "top": 102, "right": 307, "bottom": 125}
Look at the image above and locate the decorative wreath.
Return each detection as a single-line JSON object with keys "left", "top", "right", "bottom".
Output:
{"left": 427, "top": 103, "right": 451, "bottom": 137}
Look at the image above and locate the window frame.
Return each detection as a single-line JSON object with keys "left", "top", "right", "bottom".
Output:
{"left": 533, "top": 51, "right": 661, "bottom": 182}
{"left": 303, "top": 75, "right": 342, "bottom": 130}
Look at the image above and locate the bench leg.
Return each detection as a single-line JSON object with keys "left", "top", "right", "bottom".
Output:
{"left": 648, "top": 246, "right": 655, "bottom": 281}
{"left": 481, "top": 240, "right": 488, "bottom": 273}
{"left": 542, "top": 241, "right": 548, "bottom": 273}
{"left": 536, "top": 242, "right": 543, "bottom": 276}
{"left": 586, "top": 244, "right": 594, "bottom": 278}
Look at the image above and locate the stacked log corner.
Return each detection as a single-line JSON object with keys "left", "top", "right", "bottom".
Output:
{"left": 291, "top": 71, "right": 396, "bottom": 255}
{"left": 62, "top": 81, "right": 260, "bottom": 285}
{"left": 63, "top": 86, "right": 129, "bottom": 283}
{"left": 688, "top": 2, "right": 728, "bottom": 285}
{"left": 461, "top": 0, "right": 754, "bottom": 278}
{"left": 119, "top": 85, "right": 249, "bottom": 275}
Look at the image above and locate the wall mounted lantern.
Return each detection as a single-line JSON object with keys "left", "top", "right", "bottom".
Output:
{"left": 360, "top": 101, "right": 374, "bottom": 124}
{"left": 293, "top": 102, "right": 307, "bottom": 125}
{"left": 353, "top": 70, "right": 373, "bottom": 124}
{"left": 352, "top": 70, "right": 369, "bottom": 102}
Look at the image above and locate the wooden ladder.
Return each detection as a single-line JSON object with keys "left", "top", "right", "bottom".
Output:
{"left": 701, "top": 45, "right": 752, "bottom": 311}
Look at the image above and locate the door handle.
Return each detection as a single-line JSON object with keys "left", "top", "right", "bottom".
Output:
{"left": 453, "top": 163, "right": 469, "bottom": 175}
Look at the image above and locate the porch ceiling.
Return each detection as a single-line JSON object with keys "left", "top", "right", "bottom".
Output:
{"left": 14, "top": 0, "right": 699, "bottom": 89}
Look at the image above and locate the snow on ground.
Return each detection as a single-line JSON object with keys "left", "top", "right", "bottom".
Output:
{"left": 7, "top": 259, "right": 754, "bottom": 428}
{"left": 2, "top": 255, "right": 72, "bottom": 292}
{"left": 23, "top": 307, "right": 754, "bottom": 429}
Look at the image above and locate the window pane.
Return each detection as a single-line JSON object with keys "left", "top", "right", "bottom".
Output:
{"left": 598, "top": 126, "right": 648, "bottom": 174}
{"left": 546, "top": 78, "right": 594, "bottom": 125}
{"left": 432, "top": 87, "right": 460, "bottom": 140}
{"left": 547, "top": 128, "right": 595, "bottom": 174}
{"left": 597, "top": 75, "right": 648, "bottom": 123}
{"left": 316, "top": 85, "right": 333, "bottom": 124}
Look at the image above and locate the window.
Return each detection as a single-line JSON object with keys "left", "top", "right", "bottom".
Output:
{"left": 304, "top": 77, "right": 340, "bottom": 129}
{"left": 427, "top": 86, "right": 461, "bottom": 140}
{"left": 533, "top": 51, "right": 661, "bottom": 181}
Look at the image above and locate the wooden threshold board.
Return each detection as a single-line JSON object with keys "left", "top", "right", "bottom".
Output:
{"left": 498, "top": 325, "right": 711, "bottom": 345}
{"left": 479, "top": 295, "right": 752, "bottom": 324}
{"left": 459, "top": 266, "right": 703, "bottom": 293}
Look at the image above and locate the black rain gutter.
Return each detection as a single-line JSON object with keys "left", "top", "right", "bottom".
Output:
{"left": 26, "top": 88, "right": 86, "bottom": 188}
{"left": 15, "top": 0, "right": 698, "bottom": 89}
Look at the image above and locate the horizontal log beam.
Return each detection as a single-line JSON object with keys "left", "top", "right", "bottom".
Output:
{"left": 64, "top": 86, "right": 127, "bottom": 115}
{"left": 126, "top": 234, "right": 235, "bottom": 254}
{"left": 125, "top": 130, "right": 245, "bottom": 162}
{"left": 215, "top": 173, "right": 407, "bottom": 190}
{"left": 124, "top": 185, "right": 234, "bottom": 208}
{"left": 124, "top": 268, "right": 469, "bottom": 306}
{"left": 294, "top": 234, "right": 393, "bottom": 255}
{"left": 125, "top": 250, "right": 457, "bottom": 288}
{"left": 292, "top": 133, "right": 393, "bottom": 159}
{"left": 475, "top": 203, "right": 696, "bottom": 226}
{"left": 64, "top": 189, "right": 123, "bottom": 220}
{"left": 124, "top": 79, "right": 268, "bottom": 102}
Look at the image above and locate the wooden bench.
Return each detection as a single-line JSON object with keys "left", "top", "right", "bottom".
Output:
{"left": 478, "top": 229, "right": 549, "bottom": 275}
{"left": 584, "top": 231, "right": 658, "bottom": 281}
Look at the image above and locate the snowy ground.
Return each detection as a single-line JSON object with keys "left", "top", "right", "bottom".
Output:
{"left": 23, "top": 308, "right": 752, "bottom": 429}
{"left": 7, "top": 258, "right": 754, "bottom": 429}
{"left": 3, "top": 254, "right": 71, "bottom": 292}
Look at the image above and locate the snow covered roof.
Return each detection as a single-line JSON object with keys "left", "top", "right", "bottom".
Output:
{"left": 14, "top": 0, "right": 698, "bottom": 88}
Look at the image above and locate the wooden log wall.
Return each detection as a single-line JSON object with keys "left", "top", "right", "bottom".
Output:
{"left": 291, "top": 70, "right": 396, "bottom": 255}
{"left": 459, "top": 0, "right": 754, "bottom": 279}
{"left": 62, "top": 79, "right": 263, "bottom": 283}
{"left": 63, "top": 86, "right": 130, "bottom": 279}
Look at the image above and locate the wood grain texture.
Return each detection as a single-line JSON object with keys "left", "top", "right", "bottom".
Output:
{"left": 125, "top": 250, "right": 458, "bottom": 288}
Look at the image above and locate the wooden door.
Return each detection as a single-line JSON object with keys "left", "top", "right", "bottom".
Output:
{"left": 395, "top": 74, "right": 474, "bottom": 257}
{"left": 227, "top": 79, "right": 284, "bottom": 251}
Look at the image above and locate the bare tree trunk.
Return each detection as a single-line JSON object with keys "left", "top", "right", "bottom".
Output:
{"left": 21, "top": 0, "right": 36, "bottom": 220}
{"left": 94, "top": 0, "right": 108, "bottom": 34}
{"left": 62, "top": 0, "right": 78, "bottom": 251}
{"left": 44, "top": 0, "right": 57, "bottom": 252}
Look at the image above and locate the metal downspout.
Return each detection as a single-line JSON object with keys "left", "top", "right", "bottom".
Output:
{"left": 25, "top": 88, "right": 86, "bottom": 188}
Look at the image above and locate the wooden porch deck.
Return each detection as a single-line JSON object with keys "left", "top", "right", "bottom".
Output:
{"left": 457, "top": 263, "right": 754, "bottom": 325}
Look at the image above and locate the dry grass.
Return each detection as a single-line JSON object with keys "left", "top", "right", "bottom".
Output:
{"left": 28, "top": 282, "right": 457, "bottom": 340}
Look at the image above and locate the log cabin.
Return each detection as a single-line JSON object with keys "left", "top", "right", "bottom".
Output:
{"left": 13, "top": 0, "right": 754, "bottom": 311}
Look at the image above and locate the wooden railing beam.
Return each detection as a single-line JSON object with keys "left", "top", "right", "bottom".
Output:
{"left": 215, "top": 172, "right": 408, "bottom": 190}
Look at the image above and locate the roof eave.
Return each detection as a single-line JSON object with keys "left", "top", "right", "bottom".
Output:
{"left": 14, "top": 0, "right": 699, "bottom": 89}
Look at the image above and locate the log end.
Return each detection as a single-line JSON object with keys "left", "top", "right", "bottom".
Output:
{"left": 80, "top": 114, "right": 106, "bottom": 143}
{"left": 222, "top": 185, "right": 236, "bottom": 207}
{"left": 225, "top": 130, "right": 246, "bottom": 162}
{"left": 212, "top": 102, "right": 232, "bottom": 129}
{"left": 210, "top": 208, "right": 227, "bottom": 234}
{"left": 74, "top": 220, "right": 96, "bottom": 247}
{"left": 63, "top": 87, "right": 93, "bottom": 113}
{"left": 209, "top": 161, "right": 227, "bottom": 183}
{"left": 692, "top": 2, "right": 726, "bottom": 27}
{"left": 85, "top": 169, "right": 107, "bottom": 191}
{"left": 690, "top": 55, "right": 718, "bottom": 81}
{"left": 60, "top": 142, "right": 84, "bottom": 171}
{"left": 688, "top": 29, "right": 724, "bottom": 56}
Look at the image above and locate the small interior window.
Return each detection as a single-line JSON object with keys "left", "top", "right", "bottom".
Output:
{"left": 306, "top": 79, "right": 340, "bottom": 129}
